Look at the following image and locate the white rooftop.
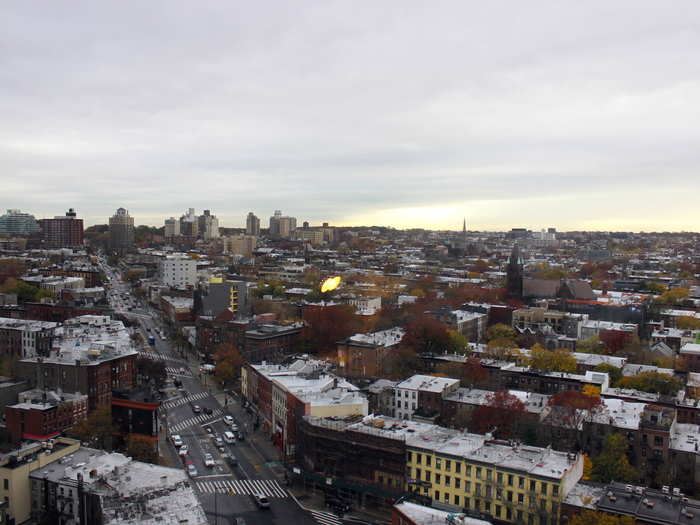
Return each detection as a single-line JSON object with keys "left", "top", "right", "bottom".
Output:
{"left": 394, "top": 501, "right": 492, "bottom": 525}
{"left": 348, "top": 327, "right": 405, "bottom": 347}
{"left": 396, "top": 374, "right": 460, "bottom": 393}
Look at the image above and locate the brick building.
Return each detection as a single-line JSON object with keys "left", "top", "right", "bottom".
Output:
{"left": 38, "top": 208, "right": 84, "bottom": 248}
{"left": 337, "top": 327, "right": 405, "bottom": 379}
{"left": 242, "top": 322, "right": 303, "bottom": 363}
{"left": 4, "top": 390, "right": 88, "bottom": 443}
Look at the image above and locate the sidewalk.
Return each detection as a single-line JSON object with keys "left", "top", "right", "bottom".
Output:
{"left": 289, "top": 489, "right": 391, "bottom": 525}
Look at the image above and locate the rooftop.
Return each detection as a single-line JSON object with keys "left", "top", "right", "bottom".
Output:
{"left": 347, "top": 327, "right": 405, "bottom": 347}
{"left": 394, "top": 501, "right": 492, "bottom": 525}
{"left": 396, "top": 374, "right": 460, "bottom": 393}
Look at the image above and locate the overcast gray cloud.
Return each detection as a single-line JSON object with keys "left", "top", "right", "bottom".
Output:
{"left": 2, "top": 1, "right": 700, "bottom": 230}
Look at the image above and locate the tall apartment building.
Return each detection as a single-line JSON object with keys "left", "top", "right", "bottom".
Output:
{"left": 159, "top": 255, "right": 197, "bottom": 289}
{"left": 38, "top": 208, "right": 84, "bottom": 248}
{"left": 0, "top": 209, "right": 40, "bottom": 235}
{"left": 164, "top": 217, "right": 180, "bottom": 239}
{"left": 108, "top": 207, "right": 134, "bottom": 254}
{"left": 223, "top": 234, "right": 257, "bottom": 257}
{"left": 179, "top": 208, "right": 198, "bottom": 241}
{"left": 246, "top": 212, "right": 260, "bottom": 236}
{"left": 269, "top": 210, "right": 297, "bottom": 238}
{"left": 198, "top": 209, "right": 220, "bottom": 240}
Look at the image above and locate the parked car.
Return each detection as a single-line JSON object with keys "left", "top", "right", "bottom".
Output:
{"left": 204, "top": 453, "right": 215, "bottom": 467}
{"left": 179, "top": 445, "right": 188, "bottom": 456}
{"left": 223, "top": 415, "right": 234, "bottom": 426}
{"left": 187, "top": 464, "right": 198, "bottom": 477}
{"left": 171, "top": 434, "right": 183, "bottom": 447}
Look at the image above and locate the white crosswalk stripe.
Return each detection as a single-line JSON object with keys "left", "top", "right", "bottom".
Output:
{"left": 166, "top": 366, "right": 193, "bottom": 376}
{"left": 309, "top": 509, "right": 343, "bottom": 525}
{"left": 195, "top": 479, "right": 289, "bottom": 498}
{"left": 161, "top": 391, "right": 209, "bottom": 410}
{"left": 169, "top": 408, "right": 223, "bottom": 433}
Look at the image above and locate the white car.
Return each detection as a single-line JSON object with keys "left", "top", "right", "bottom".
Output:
{"left": 171, "top": 434, "right": 183, "bottom": 447}
{"left": 223, "top": 415, "right": 234, "bottom": 426}
{"left": 204, "top": 453, "right": 215, "bottom": 467}
{"left": 179, "top": 445, "right": 188, "bottom": 456}
{"left": 187, "top": 464, "right": 198, "bottom": 477}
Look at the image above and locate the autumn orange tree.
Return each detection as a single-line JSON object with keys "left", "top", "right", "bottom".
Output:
{"left": 213, "top": 343, "right": 244, "bottom": 384}
{"left": 403, "top": 316, "right": 453, "bottom": 354}
{"left": 568, "top": 511, "right": 635, "bottom": 525}
{"left": 300, "top": 304, "right": 361, "bottom": 355}
{"left": 547, "top": 390, "right": 603, "bottom": 450}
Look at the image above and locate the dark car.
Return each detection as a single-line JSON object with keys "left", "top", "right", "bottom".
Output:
{"left": 203, "top": 406, "right": 213, "bottom": 415}
{"left": 253, "top": 494, "right": 270, "bottom": 509}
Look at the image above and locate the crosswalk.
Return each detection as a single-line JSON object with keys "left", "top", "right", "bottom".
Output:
{"left": 195, "top": 479, "right": 288, "bottom": 498}
{"left": 169, "top": 408, "right": 223, "bottom": 433}
{"left": 161, "top": 391, "right": 210, "bottom": 410}
{"left": 308, "top": 509, "right": 343, "bottom": 525}
{"left": 166, "top": 366, "right": 193, "bottom": 377}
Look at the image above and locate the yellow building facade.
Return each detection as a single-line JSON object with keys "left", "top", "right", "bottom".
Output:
{"left": 406, "top": 439, "right": 583, "bottom": 525}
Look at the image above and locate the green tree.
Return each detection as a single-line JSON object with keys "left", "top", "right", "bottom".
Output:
{"left": 485, "top": 323, "right": 517, "bottom": 343}
{"left": 577, "top": 335, "right": 604, "bottom": 354}
{"left": 447, "top": 330, "right": 469, "bottom": 354}
{"left": 214, "top": 343, "right": 244, "bottom": 384}
{"left": 592, "top": 434, "right": 638, "bottom": 483}
{"left": 593, "top": 363, "right": 623, "bottom": 386}
{"left": 644, "top": 281, "right": 667, "bottom": 294}
{"left": 619, "top": 371, "right": 683, "bottom": 395}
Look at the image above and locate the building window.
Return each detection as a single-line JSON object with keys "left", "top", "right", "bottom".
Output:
{"left": 519, "top": 477, "right": 524, "bottom": 489}
{"left": 426, "top": 456, "right": 431, "bottom": 467}
{"left": 435, "top": 474, "right": 441, "bottom": 485}
{"left": 455, "top": 463, "right": 461, "bottom": 474}
{"left": 416, "top": 453, "right": 421, "bottom": 464}
{"left": 445, "top": 460, "right": 451, "bottom": 471}
{"left": 466, "top": 465, "right": 471, "bottom": 476}
{"left": 553, "top": 485, "right": 559, "bottom": 497}
{"left": 415, "top": 468, "right": 421, "bottom": 479}
{"left": 2, "top": 479, "right": 7, "bottom": 490}
{"left": 518, "top": 493, "right": 524, "bottom": 504}
{"left": 435, "top": 490, "right": 440, "bottom": 501}
{"left": 476, "top": 467, "right": 482, "bottom": 479}
{"left": 454, "top": 495, "right": 460, "bottom": 506}
{"left": 455, "top": 478, "right": 461, "bottom": 489}
{"left": 508, "top": 474, "right": 514, "bottom": 486}
{"left": 436, "top": 458, "right": 442, "bottom": 470}
{"left": 445, "top": 476, "right": 451, "bottom": 487}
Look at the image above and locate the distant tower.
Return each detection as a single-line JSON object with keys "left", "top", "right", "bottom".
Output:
{"left": 506, "top": 244, "right": 524, "bottom": 299}
{"left": 462, "top": 217, "right": 467, "bottom": 247}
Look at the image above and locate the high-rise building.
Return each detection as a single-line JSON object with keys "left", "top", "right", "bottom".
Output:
{"left": 108, "top": 207, "right": 134, "bottom": 254}
{"left": 198, "top": 209, "right": 220, "bottom": 240}
{"left": 246, "top": 212, "right": 260, "bottom": 236}
{"left": 269, "top": 210, "right": 297, "bottom": 238}
{"left": 38, "top": 208, "right": 84, "bottom": 248}
{"left": 0, "top": 209, "right": 40, "bottom": 235}
{"left": 179, "top": 208, "right": 198, "bottom": 241}
{"left": 164, "top": 217, "right": 180, "bottom": 239}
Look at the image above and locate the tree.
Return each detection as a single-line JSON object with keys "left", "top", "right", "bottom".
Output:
{"left": 485, "top": 323, "right": 517, "bottom": 344}
{"left": 135, "top": 357, "right": 167, "bottom": 388}
{"left": 67, "top": 406, "right": 115, "bottom": 449}
{"left": 300, "top": 304, "right": 361, "bottom": 355}
{"left": 484, "top": 338, "right": 523, "bottom": 362}
{"left": 593, "top": 363, "right": 623, "bottom": 386}
{"left": 619, "top": 371, "right": 683, "bottom": 396}
{"left": 446, "top": 330, "right": 469, "bottom": 354}
{"left": 213, "top": 343, "right": 244, "bottom": 384}
{"left": 592, "top": 434, "right": 638, "bottom": 483}
{"left": 403, "top": 316, "right": 452, "bottom": 354}
{"left": 599, "top": 330, "right": 634, "bottom": 354}
{"left": 471, "top": 390, "right": 527, "bottom": 439}
{"left": 568, "top": 511, "right": 635, "bottom": 525}
{"left": 463, "top": 356, "right": 488, "bottom": 388}
{"left": 126, "top": 435, "right": 159, "bottom": 464}
{"left": 655, "top": 287, "right": 690, "bottom": 305}
{"left": 122, "top": 269, "right": 145, "bottom": 283}
{"left": 529, "top": 345, "right": 577, "bottom": 373}
{"left": 582, "top": 385, "right": 601, "bottom": 398}
{"left": 643, "top": 281, "right": 667, "bottom": 294}
{"left": 577, "top": 335, "right": 604, "bottom": 354}
{"left": 384, "top": 346, "right": 420, "bottom": 378}
{"left": 547, "top": 390, "right": 603, "bottom": 450}
{"left": 677, "top": 316, "right": 700, "bottom": 330}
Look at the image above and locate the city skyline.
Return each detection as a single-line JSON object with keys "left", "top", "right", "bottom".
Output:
{"left": 3, "top": 2, "right": 700, "bottom": 230}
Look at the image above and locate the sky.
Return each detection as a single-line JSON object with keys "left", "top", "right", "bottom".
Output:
{"left": 2, "top": 1, "right": 700, "bottom": 231}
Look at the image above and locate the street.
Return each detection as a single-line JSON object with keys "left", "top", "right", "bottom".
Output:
{"left": 101, "top": 259, "right": 325, "bottom": 525}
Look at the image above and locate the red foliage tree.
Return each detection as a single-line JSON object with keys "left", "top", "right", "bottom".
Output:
{"left": 547, "top": 390, "right": 603, "bottom": 449}
{"left": 599, "top": 330, "right": 632, "bottom": 354}
{"left": 463, "top": 356, "right": 488, "bottom": 387}
{"left": 300, "top": 304, "right": 361, "bottom": 355}
{"left": 471, "top": 390, "right": 527, "bottom": 438}
{"left": 403, "top": 316, "right": 452, "bottom": 354}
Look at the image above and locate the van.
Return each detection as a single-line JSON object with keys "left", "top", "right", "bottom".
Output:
{"left": 223, "top": 431, "right": 236, "bottom": 444}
